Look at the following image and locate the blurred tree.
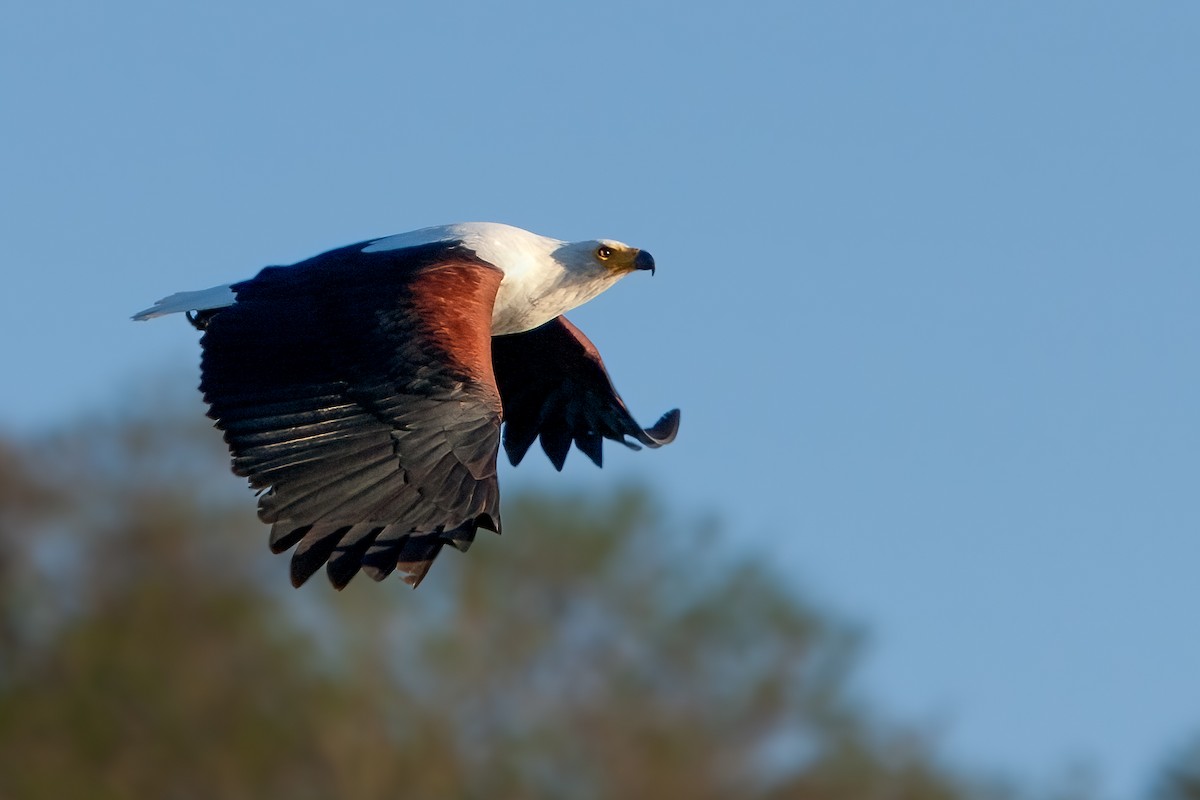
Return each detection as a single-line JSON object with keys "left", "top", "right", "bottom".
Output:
{"left": 1151, "top": 737, "right": 1200, "bottom": 800}
{"left": 0, "top": 400, "right": 1014, "bottom": 799}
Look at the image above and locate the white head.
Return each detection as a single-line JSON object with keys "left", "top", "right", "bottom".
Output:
{"left": 549, "top": 237, "right": 656, "bottom": 279}
{"left": 466, "top": 226, "right": 656, "bottom": 335}
{"left": 365, "top": 222, "right": 656, "bottom": 334}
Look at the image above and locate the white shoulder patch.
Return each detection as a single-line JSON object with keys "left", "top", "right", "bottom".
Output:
{"left": 362, "top": 222, "right": 564, "bottom": 274}
{"left": 361, "top": 224, "right": 461, "bottom": 255}
{"left": 131, "top": 284, "right": 237, "bottom": 321}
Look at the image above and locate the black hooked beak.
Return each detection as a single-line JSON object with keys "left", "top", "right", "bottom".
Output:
{"left": 634, "top": 249, "right": 656, "bottom": 275}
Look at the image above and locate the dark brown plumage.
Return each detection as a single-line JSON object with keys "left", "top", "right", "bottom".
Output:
{"left": 195, "top": 239, "right": 678, "bottom": 589}
{"left": 494, "top": 317, "right": 679, "bottom": 470}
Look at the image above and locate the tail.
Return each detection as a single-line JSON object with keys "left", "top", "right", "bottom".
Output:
{"left": 131, "top": 284, "right": 236, "bottom": 321}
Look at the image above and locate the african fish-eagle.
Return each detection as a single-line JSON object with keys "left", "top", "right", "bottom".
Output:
{"left": 133, "top": 222, "right": 680, "bottom": 589}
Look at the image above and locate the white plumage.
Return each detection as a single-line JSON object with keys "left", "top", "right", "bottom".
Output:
{"left": 132, "top": 283, "right": 236, "bottom": 320}
{"left": 134, "top": 222, "right": 635, "bottom": 335}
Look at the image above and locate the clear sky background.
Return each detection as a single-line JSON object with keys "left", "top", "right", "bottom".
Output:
{"left": 3, "top": 2, "right": 1198, "bottom": 796}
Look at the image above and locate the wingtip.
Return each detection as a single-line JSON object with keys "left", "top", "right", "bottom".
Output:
{"left": 130, "top": 308, "right": 157, "bottom": 322}
{"left": 502, "top": 418, "right": 539, "bottom": 468}
{"left": 576, "top": 432, "right": 604, "bottom": 468}
{"left": 475, "top": 512, "right": 502, "bottom": 535}
{"left": 639, "top": 408, "right": 681, "bottom": 447}
{"left": 399, "top": 560, "right": 434, "bottom": 588}
{"left": 503, "top": 438, "right": 532, "bottom": 468}
{"left": 539, "top": 428, "right": 572, "bottom": 471}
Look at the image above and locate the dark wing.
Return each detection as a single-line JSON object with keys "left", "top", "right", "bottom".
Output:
{"left": 198, "top": 241, "right": 504, "bottom": 589}
{"left": 492, "top": 316, "right": 680, "bottom": 470}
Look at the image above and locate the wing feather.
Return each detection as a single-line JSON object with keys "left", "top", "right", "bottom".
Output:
{"left": 199, "top": 240, "right": 505, "bottom": 588}
{"left": 493, "top": 316, "right": 680, "bottom": 470}
{"left": 325, "top": 524, "right": 384, "bottom": 590}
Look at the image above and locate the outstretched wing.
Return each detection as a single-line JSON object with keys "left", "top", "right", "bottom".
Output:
{"left": 492, "top": 316, "right": 680, "bottom": 470}
{"left": 198, "top": 241, "right": 504, "bottom": 589}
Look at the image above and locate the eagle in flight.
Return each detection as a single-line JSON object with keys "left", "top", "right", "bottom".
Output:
{"left": 133, "top": 222, "right": 679, "bottom": 589}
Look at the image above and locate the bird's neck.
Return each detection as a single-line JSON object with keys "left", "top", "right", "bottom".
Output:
{"left": 491, "top": 263, "right": 621, "bottom": 335}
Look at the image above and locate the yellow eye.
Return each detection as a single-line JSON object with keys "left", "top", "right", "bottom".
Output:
{"left": 596, "top": 245, "right": 613, "bottom": 260}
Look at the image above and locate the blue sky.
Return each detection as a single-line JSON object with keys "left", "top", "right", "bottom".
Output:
{"left": 3, "top": 1, "right": 1198, "bottom": 795}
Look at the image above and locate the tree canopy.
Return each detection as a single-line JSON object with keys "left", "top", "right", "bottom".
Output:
{"left": 0, "top": 403, "right": 1191, "bottom": 799}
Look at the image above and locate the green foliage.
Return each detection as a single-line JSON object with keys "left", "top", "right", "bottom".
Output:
{"left": 0, "top": 405, "right": 1077, "bottom": 799}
